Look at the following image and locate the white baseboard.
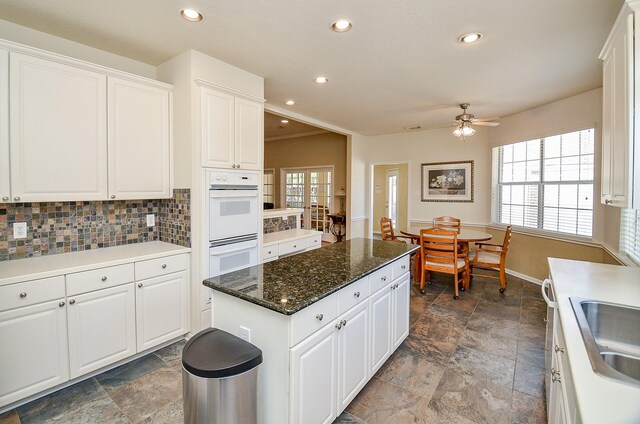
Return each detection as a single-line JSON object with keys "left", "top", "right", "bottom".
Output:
{"left": 505, "top": 268, "right": 542, "bottom": 285}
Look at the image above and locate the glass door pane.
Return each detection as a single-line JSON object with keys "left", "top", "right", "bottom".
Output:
{"left": 386, "top": 169, "right": 398, "bottom": 227}
{"left": 309, "top": 169, "right": 332, "bottom": 235}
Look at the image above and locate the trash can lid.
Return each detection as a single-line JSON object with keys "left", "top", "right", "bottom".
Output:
{"left": 182, "top": 328, "right": 263, "bottom": 379}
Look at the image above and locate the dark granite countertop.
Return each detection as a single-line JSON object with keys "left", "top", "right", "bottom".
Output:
{"left": 203, "top": 238, "right": 418, "bottom": 315}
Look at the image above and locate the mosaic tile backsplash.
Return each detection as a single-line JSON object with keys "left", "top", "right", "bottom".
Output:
{"left": 263, "top": 215, "right": 298, "bottom": 234}
{"left": 0, "top": 189, "right": 190, "bottom": 261}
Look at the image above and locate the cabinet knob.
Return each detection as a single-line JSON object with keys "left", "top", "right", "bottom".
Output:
{"left": 162, "top": 264, "right": 167, "bottom": 269}
{"left": 381, "top": 276, "right": 386, "bottom": 282}
{"left": 111, "top": 195, "right": 116, "bottom": 199}
{"left": 605, "top": 199, "right": 612, "bottom": 204}
{"left": 101, "top": 276, "right": 107, "bottom": 281}
{"left": 13, "top": 196, "right": 20, "bottom": 201}
{"left": 267, "top": 250, "right": 272, "bottom": 254}
{"left": 554, "top": 345, "right": 565, "bottom": 354}
{"left": 401, "top": 265, "right": 406, "bottom": 270}
{"left": 316, "top": 313, "right": 323, "bottom": 321}
{"left": 59, "top": 301, "right": 65, "bottom": 307}
{"left": 354, "top": 291, "right": 360, "bottom": 298}
{"left": 237, "top": 164, "right": 240, "bottom": 169}
{"left": 69, "top": 299, "right": 76, "bottom": 305}
{"left": 19, "top": 292, "right": 27, "bottom": 298}
{"left": 341, "top": 319, "right": 347, "bottom": 327}
{"left": 335, "top": 321, "right": 342, "bottom": 330}
{"left": 1, "top": 196, "right": 8, "bottom": 202}
{"left": 138, "top": 283, "right": 143, "bottom": 288}
{"left": 232, "top": 164, "right": 236, "bottom": 168}
{"left": 293, "top": 245, "right": 297, "bottom": 248}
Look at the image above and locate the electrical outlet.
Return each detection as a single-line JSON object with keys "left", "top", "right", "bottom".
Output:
{"left": 146, "top": 214, "right": 155, "bottom": 227}
{"left": 239, "top": 326, "right": 251, "bottom": 342}
{"left": 13, "top": 222, "right": 27, "bottom": 239}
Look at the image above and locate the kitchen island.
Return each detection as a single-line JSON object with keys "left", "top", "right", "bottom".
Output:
{"left": 203, "top": 238, "right": 418, "bottom": 424}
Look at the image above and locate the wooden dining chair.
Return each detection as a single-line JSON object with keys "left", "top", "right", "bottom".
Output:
{"left": 419, "top": 228, "right": 469, "bottom": 299}
{"left": 469, "top": 226, "right": 512, "bottom": 293}
{"left": 380, "top": 217, "right": 412, "bottom": 243}
{"left": 433, "top": 216, "right": 461, "bottom": 233}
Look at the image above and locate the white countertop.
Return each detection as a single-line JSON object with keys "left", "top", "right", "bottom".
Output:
{"left": 263, "top": 208, "right": 303, "bottom": 219}
{"left": 0, "top": 241, "right": 191, "bottom": 286}
{"left": 548, "top": 258, "right": 640, "bottom": 424}
{"left": 263, "top": 229, "right": 322, "bottom": 246}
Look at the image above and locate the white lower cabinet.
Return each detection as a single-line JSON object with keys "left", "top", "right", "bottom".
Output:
{"left": 392, "top": 274, "right": 410, "bottom": 349}
{"left": 336, "top": 301, "right": 369, "bottom": 413}
{"left": 135, "top": 270, "right": 188, "bottom": 351}
{"left": 0, "top": 299, "right": 69, "bottom": 406}
{"left": 67, "top": 283, "right": 136, "bottom": 379}
{"left": 369, "top": 282, "right": 393, "bottom": 374}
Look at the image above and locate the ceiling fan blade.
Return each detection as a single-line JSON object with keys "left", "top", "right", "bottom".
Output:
{"left": 474, "top": 116, "right": 500, "bottom": 122}
{"left": 473, "top": 121, "right": 500, "bottom": 127}
{"left": 428, "top": 122, "right": 459, "bottom": 130}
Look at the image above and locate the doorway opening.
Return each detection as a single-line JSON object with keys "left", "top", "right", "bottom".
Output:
{"left": 371, "top": 163, "right": 409, "bottom": 238}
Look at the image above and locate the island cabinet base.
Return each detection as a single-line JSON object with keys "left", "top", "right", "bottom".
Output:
{"left": 210, "top": 255, "right": 410, "bottom": 424}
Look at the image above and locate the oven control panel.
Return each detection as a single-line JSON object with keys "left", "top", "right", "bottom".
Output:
{"left": 209, "top": 170, "right": 259, "bottom": 187}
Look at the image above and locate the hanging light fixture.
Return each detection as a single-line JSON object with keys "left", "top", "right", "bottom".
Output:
{"left": 453, "top": 121, "right": 476, "bottom": 141}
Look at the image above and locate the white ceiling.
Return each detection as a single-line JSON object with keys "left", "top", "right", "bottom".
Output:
{"left": 264, "top": 112, "right": 328, "bottom": 141}
{"left": 0, "top": 0, "right": 623, "bottom": 136}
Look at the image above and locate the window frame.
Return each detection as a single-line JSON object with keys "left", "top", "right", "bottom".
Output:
{"left": 491, "top": 127, "right": 595, "bottom": 240}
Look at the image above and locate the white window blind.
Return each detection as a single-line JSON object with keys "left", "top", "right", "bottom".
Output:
{"left": 620, "top": 208, "right": 640, "bottom": 265}
{"left": 491, "top": 128, "right": 595, "bottom": 238}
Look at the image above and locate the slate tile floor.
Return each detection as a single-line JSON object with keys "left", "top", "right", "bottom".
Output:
{"left": 0, "top": 273, "right": 547, "bottom": 424}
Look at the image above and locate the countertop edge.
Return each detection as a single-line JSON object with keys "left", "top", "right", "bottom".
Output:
{"left": 0, "top": 241, "right": 191, "bottom": 286}
{"left": 263, "top": 229, "right": 323, "bottom": 246}
{"left": 204, "top": 247, "right": 417, "bottom": 316}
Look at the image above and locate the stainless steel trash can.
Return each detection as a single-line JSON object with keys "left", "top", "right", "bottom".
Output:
{"left": 182, "top": 328, "right": 263, "bottom": 424}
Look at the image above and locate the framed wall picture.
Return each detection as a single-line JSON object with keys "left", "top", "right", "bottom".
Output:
{"left": 421, "top": 160, "right": 474, "bottom": 202}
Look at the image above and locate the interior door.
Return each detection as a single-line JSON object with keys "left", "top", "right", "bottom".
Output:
{"left": 386, "top": 169, "right": 399, "bottom": 227}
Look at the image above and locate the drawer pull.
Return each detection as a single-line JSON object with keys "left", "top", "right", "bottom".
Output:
{"left": 354, "top": 291, "right": 360, "bottom": 298}
{"left": 341, "top": 319, "right": 347, "bottom": 327}
{"left": 316, "top": 313, "right": 323, "bottom": 321}
{"left": 162, "top": 264, "right": 167, "bottom": 269}
{"left": 268, "top": 250, "right": 272, "bottom": 254}
{"left": 335, "top": 321, "right": 342, "bottom": 330}
{"left": 293, "top": 245, "right": 297, "bottom": 248}
{"left": 401, "top": 265, "right": 406, "bottom": 270}
{"left": 59, "top": 301, "right": 65, "bottom": 307}
{"left": 69, "top": 299, "right": 76, "bottom": 305}
{"left": 138, "top": 283, "right": 143, "bottom": 288}
{"left": 101, "top": 276, "right": 107, "bottom": 281}
{"left": 555, "top": 345, "right": 565, "bottom": 354}
{"left": 381, "top": 276, "right": 387, "bottom": 282}
{"left": 13, "top": 196, "right": 20, "bottom": 201}
{"left": 19, "top": 292, "right": 27, "bottom": 298}
{"left": 2, "top": 196, "right": 8, "bottom": 201}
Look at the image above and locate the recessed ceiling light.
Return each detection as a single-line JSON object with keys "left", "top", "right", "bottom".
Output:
{"left": 180, "top": 8, "right": 204, "bottom": 22}
{"left": 458, "top": 33, "right": 482, "bottom": 43}
{"left": 281, "top": 119, "right": 289, "bottom": 124}
{"left": 285, "top": 99, "right": 296, "bottom": 106}
{"left": 331, "top": 19, "right": 352, "bottom": 32}
{"left": 314, "top": 76, "right": 329, "bottom": 84}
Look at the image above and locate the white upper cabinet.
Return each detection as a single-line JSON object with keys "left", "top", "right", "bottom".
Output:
{"left": 9, "top": 52, "right": 108, "bottom": 202}
{"left": 108, "top": 77, "right": 171, "bottom": 200}
{"left": 600, "top": 6, "right": 639, "bottom": 208}
{"left": 0, "top": 49, "right": 9, "bottom": 203}
{"left": 201, "top": 85, "right": 263, "bottom": 170}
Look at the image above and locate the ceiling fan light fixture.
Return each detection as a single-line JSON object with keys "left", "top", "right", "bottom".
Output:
{"left": 453, "top": 122, "right": 476, "bottom": 138}
{"left": 458, "top": 33, "right": 482, "bottom": 44}
{"left": 180, "top": 8, "right": 204, "bottom": 22}
{"left": 331, "top": 19, "right": 352, "bottom": 32}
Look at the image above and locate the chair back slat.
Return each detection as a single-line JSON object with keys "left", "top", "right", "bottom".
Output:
{"left": 380, "top": 217, "right": 396, "bottom": 241}
{"left": 433, "top": 216, "right": 461, "bottom": 233}
{"left": 420, "top": 228, "right": 458, "bottom": 266}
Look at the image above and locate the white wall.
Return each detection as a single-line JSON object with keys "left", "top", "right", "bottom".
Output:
{"left": 0, "top": 19, "right": 156, "bottom": 78}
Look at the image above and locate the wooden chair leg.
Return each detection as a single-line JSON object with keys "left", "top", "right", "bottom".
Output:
{"left": 499, "top": 265, "right": 507, "bottom": 293}
{"left": 453, "top": 273, "right": 459, "bottom": 299}
{"left": 420, "top": 265, "right": 425, "bottom": 294}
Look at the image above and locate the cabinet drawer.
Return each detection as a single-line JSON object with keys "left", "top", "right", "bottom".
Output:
{"left": 306, "top": 234, "right": 321, "bottom": 249}
{"left": 135, "top": 253, "right": 188, "bottom": 280}
{"left": 369, "top": 265, "right": 393, "bottom": 294}
{"left": 279, "top": 239, "right": 305, "bottom": 257}
{"left": 0, "top": 276, "right": 65, "bottom": 311}
{"left": 338, "top": 277, "right": 370, "bottom": 315}
{"left": 392, "top": 256, "right": 410, "bottom": 279}
{"left": 66, "top": 263, "right": 134, "bottom": 296}
{"left": 290, "top": 294, "right": 338, "bottom": 347}
{"left": 262, "top": 245, "right": 278, "bottom": 260}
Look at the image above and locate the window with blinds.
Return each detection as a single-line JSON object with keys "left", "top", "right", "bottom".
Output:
{"left": 491, "top": 128, "right": 595, "bottom": 238}
{"left": 620, "top": 208, "right": 640, "bottom": 265}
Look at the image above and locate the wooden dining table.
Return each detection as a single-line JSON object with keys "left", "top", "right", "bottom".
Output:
{"left": 399, "top": 226, "right": 492, "bottom": 288}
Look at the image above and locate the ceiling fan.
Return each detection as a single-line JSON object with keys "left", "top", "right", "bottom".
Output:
{"left": 450, "top": 103, "right": 500, "bottom": 141}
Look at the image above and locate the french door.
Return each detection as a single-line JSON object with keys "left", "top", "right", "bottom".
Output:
{"left": 282, "top": 167, "right": 333, "bottom": 240}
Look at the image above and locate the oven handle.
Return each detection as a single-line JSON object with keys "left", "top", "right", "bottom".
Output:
{"left": 210, "top": 240, "right": 258, "bottom": 255}
{"left": 210, "top": 190, "right": 258, "bottom": 198}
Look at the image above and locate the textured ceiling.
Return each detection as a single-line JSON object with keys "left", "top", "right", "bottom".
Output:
{"left": 264, "top": 112, "right": 328, "bottom": 141}
{"left": 0, "top": 0, "right": 623, "bottom": 136}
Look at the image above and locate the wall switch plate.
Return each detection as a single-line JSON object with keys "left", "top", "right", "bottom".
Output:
{"left": 13, "top": 222, "right": 27, "bottom": 239}
{"left": 239, "top": 326, "right": 251, "bottom": 342}
{"left": 146, "top": 214, "right": 155, "bottom": 227}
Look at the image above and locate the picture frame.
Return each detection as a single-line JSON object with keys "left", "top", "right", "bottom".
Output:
{"left": 421, "top": 160, "right": 474, "bottom": 202}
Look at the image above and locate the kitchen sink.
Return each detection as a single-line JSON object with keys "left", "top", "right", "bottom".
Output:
{"left": 570, "top": 297, "right": 640, "bottom": 387}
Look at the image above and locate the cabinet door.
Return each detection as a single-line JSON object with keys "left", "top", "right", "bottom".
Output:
{"left": 392, "top": 275, "right": 410, "bottom": 349}
{"left": 0, "top": 299, "right": 68, "bottom": 408}
{"left": 67, "top": 284, "right": 136, "bottom": 378}
{"left": 290, "top": 323, "right": 337, "bottom": 424}
{"left": 234, "top": 97, "right": 262, "bottom": 170}
{"left": 9, "top": 52, "right": 107, "bottom": 202}
{"left": 0, "top": 49, "right": 9, "bottom": 203}
{"left": 201, "top": 88, "right": 235, "bottom": 168}
{"left": 135, "top": 271, "right": 188, "bottom": 351}
{"left": 369, "top": 284, "right": 393, "bottom": 375}
{"left": 108, "top": 77, "right": 171, "bottom": 200}
{"left": 337, "top": 302, "right": 369, "bottom": 414}
{"left": 601, "top": 14, "right": 633, "bottom": 207}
